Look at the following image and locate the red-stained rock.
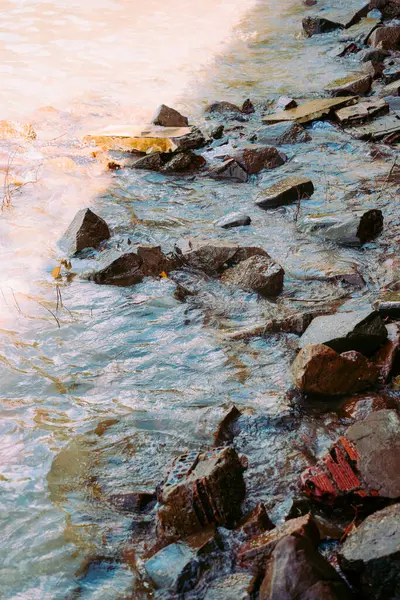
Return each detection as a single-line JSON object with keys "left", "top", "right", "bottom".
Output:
{"left": 372, "top": 322, "right": 400, "bottom": 383}
{"left": 292, "top": 344, "right": 379, "bottom": 396}
{"left": 300, "top": 409, "right": 400, "bottom": 504}
{"left": 157, "top": 447, "right": 246, "bottom": 539}
{"left": 339, "top": 392, "right": 396, "bottom": 420}
{"left": 237, "top": 514, "right": 319, "bottom": 575}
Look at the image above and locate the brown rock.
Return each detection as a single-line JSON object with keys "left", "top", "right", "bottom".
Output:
{"left": 107, "top": 491, "right": 156, "bottom": 514}
{"left": 263, "top": 97, "right": 358, "bottom": 125}
{"left": 362, "top": 60, "right": 385, "bottom": 79}
{"left": 222, "top": 255, "right": 285, "bottom": 297}
{"left": 209, "top": 159, "right": 248, "bottom": 183}
{"left": 237, "top": 514, "right": 319, "bottom": 574}
{"left": 292, "top": 344, "right": 380, "bottom": 396}
{"left": 161, "top": 150, "right": 206, "bottom": 173}
{"left": 206, "top": 101, "right": 244, "bottom": 117}
{"left": 232, "top": 145, "right": 287, "bottom": 174}
{"left": 373, "top": 322, "right": 400, "bottom": 383}
{"left": 182, "top": 242, "right": 269, "bottom": 275}
{"left": 242, "top": 99, "right": 255, "bottom": 114}
{"left": 93, "top": 246, "right": 175, "bottom": 286}
{"left": 152, "top": 104, "right": 189, "bottom": 128}
{"left": 302, "top": 16, "right": 343, "bottom": 37}
{"left": 368, "top": 26, "right": 400, "bottom": 50}
{"left": 259, "top": 535, "right": 353, "bottom": 600}
{"left": 236, "top": 503, "right": 274, "bottom": 539}
{"left": 157, "top": 447, "right": 246, "bottom": 539}
{"left": 326, "top": 74, "right": 372, "bottom": 96}
{"left": 339, "top": 392, "right": 396, "bottom": 420}
{"left": 276, "top": 96, "right": 298, "bottom": 111}
{"left": 335, "top": 99, "right": 389, "bottom": 125}
{"left": 60, "top": 208, "right": 110, "bottom": 256}
{"left": 255, "top": 176, "right": 314, "bottom": 209}
{"left": 213, "top": 405, "right": 242, "bottom": 446}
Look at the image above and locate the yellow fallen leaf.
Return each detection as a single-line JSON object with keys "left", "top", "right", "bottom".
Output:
{"left": 52, "top": 266, "right": 62, "bottom": 279}
{"left": 160, "top": 271, "right": 168, "bottom": 278}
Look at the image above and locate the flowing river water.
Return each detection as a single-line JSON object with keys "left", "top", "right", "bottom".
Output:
{"left": 0, "top": 0, "right": 399, "bottom": 598}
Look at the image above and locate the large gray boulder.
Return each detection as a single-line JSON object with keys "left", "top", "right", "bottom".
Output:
{"left": 299, "top": 309, "right": 388, "bottom": 355}
{"left": 339, "top": 503, "right": 400, "bottom": 600}
{"left": 59, "top": 208, "right": 110, "bottom": 256}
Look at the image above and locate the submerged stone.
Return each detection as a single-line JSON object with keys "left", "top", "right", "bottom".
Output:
{"left": 181, "top": 242, "right": 268, "bottom": 275}
{"left": 263, "top": 97, "right": 357, "bottom": 124}
{"left": 152, "top": 104, "right": 189, "bottom": 128}
{"left": 221, "top": 255, "right": 285, "bottom": 297}
{"left": 145, "top": 542, "right": 197, "bottom": 591}
{"left": 255, "top": 176, "right": 314, "bottom": 209}
{"left": 204, "top": 574, "right": 256, "bottom": 600}
{"left": 302, "top": 16, "right": 344, "bottom": 37}
{"left": 60, "top": 208, "right": 110, "bottom": 256}
{"left": 214, "top": 212, "right": 251, "bottom": 228}
{"left": 256, "top": 122, "right": 311, "bottom": 145}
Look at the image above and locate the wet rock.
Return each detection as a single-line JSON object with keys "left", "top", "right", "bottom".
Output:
{"left": 276, "top": 96, "right": 298, "bottom": 111}
{"left": 215, "top": 212, "right": 251, "bottom": 229}
{"left": 360, "top": 48, "right": 390, "bottom": 63}
{"left": 181, "top": 242, "right": 268, "bottom": 275}
{"left": 335, "top": 98, "right": 389, "bottom": 125}
{"left": 131, "top": 152, "right": 165, "bottom": 171}
{"left": 161, "top": 150, "right": 206, "bottom": 173}
{"left": 301, "top": 209, "right": 384, "bottom": 246}
{"left": 368, "top": 25, "right": 400, "bottom": 50}
{"left": 173, "top": 126, "right": 207, "bottom": 151}
{"left": 206, "top": 101, "right": 245, "bottom": 120}
{"left": 301, "top": 409, "right": 400, "bottom": 503}
{"left": 209, "top": 159, "right": 248, "bottom": 183}
{"left": 237, "top": 513, "right": 319, "bottom": 574}
{"left": 326, "top": 73, "right": 372, "bottom": 96}
{"left": 221, "top": 255, "right": 285, "bottom": 297}
{"left": 362, "top": 60, "right": 385, "bottom": 79}
{"left": 236, "top": 503, "right": 274, "bottom": 539}
{"left": 93, "top": 246, "right": 174, "bottom": 286}
{"left": 339, "top": 391, "right": 396, "bottom": 420}
{"left": 329, "top": 42, "right": 360, "bottom": 58}
{"left": 107, "top": 491, "right": 156, "bottom": 514}
{"left": 60, "top": 208, "right": 110, "bottom": 256}
{"left": 313, "top": 515, "right": 345, "bottom": 541}
{"left": 213, "top": 405, "right": 242, "bottom": 446}
{"left": 382, "top": 63, "right": 400, "bottom": 85}
{"left": 85, "top": 124, "right": 192, "bottom": 153}
{"left": 299, "top": 308, "right": 388, "bottom": 355}
{"left": 225, "top": 311, "right": 316, "bottom": 341}
{"left": 373, "top": 322, "right": 400, "bottom": 383}
{"left": 302, "top": 16, "right": 343, "bottom": 37}
{"left": 255, "top": 176, "right": 314, "bottom": 209}
{"left": 263, "top": 97, "right": 358, "bottom": 125}
{"left": 259, "top": 535, "right": 353, "bottom": 600}
{"left": 204, "top": 573, "right": 256, "bottom": 600}
{"left": 339, "top": 17, "right": 381, "bottom": 44}
{"left": 374, "top": 292, "right": 400, "bottom": 317}
{"left": 211, "top": 124, "right": 224, "bottom": 140}
{"left": 241, "top": 99, "right": 255, "bottom": 114}
{"left": 157, "top": 447, "right": 246, "bottom": 539}
{"left": 292, "top": 344, "right": 380, "bottom": 396}
{"left": 338, "top": 503, "right": 400, "bottom": 600}
{"left": 231, "top": 145, "right": 287, "bottom": 174}
{"left": 303, "top": 0, "right": 318, "bottom": 5}
{"left": 345, "top": 112, "right": 400, "bottom": 140}
{"left": 256, "top": 122, "right": 311, "bottom": 145}
{"left": 152, "top": 104, "right": 189, "bottom": 128}
{"left": 380, "top": 80, "right": 400, "bottom": 96}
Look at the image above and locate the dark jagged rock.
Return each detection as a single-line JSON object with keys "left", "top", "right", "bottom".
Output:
{"left": 152, "top": 104, "right": 189, "bottom": 128}
{"left": 181, "top": 242, "right": 269, "bottom": 275}
{"left": 276, "top": 96, "right": 298, "bottom": 111}
{"left": 231, "top": 145, "right": 287, "bottom": 174}
{"left": 211, "top": 124, "right": 224, "bottom": 140}
{"left": 292, "top": 344, "right": 380, "bottom": 395}
{"left": 373, "top": 322, "right": 400, "bottom": 383}
{"left": 299, "top": 309, "right": 388, "bottom": 355}
{"left": 360, "top": 48, "right": 390, "bottom": 63}
{"left": 92, "top": 246, "right": 175, "bottom": 286}
{"left": 131, "top": 152, "right": 165, "bottom": 171}
{"left": 157, "top": 447, "right": 246, "bottom": 539}
{"left": 237, "top": 514, "right": 320, "bottom": 575}
{"left": 209, "top": 159, "right": 248, "bottom": 183}
{"left": 338, "top": 503, "right": 400, "bottom": 600}
{"left": 206, "top": 101, "right": 243, "bottom": 117}
{"left": 302, "top": 16, "right": 344, "bottom": 37}
{"left": 368, "top": 25, "right": 400, "bottom": 50}
{"left": 256, "top": 122, "right": 311, "bottom": 145}
{"left": 301, "top": 209, "right": 384, "bottom": 246}
{"left": 213, "top": 405, "right": 242, "bottom": 446}
{"left": 259, "top": 535, "right": 353, "bottom": 600}
{"left": 225, "top": 311, "right": 316, "bottom": 341}
{"left": 214, "top": 212, "right": 251, "bottom": 228}
{"left": 236, "top": 503, "right": 274, "bottom": 539}
{"left": 363, "top": 60, "right": 385, "bottom": 79}
{"left": 255, "top": 176, "right": 314, "bottom": 209}
{"left": 204, "top": 574, "right": 256, "bottom": 600}
{"left": 301, "top": 409, "right": 400, "bottom": 503}
{"left": 242, "top": 99, "right": 255, "bottom": 114}
{"left": 222, "top": 255, "right": 284, "bottom": 297}
{"left": 173, "top": 126, "right": 206, "bottom": 151}
{"left": 161, "top": 150, "right": 206, "bottom": 173}
{"left": 60, "top": 208, "right": 110, "bottom": 256}
{"left": 107, "top": 491, "right": 156, "bottom": 514}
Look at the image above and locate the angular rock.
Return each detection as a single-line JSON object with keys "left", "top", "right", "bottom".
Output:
{"left": 145, "top": 542, "right": 197, "bottom": 591}
{"left": 209, "top": 159, "right": 248, "bottom": 183}
{"left": 236, "top": 503, "right": 274, "bottom": 539}
{"left": 374, "top": 292, "right": 400, "bottom": 318}
{"left": 360, "top": 48, "right": 390, "bottom": 63}
{"left": 211, "top": 124, "right": 224, "bottom": 140}
{"left": 326, "top": 74, "right": 372, "bottom": 96}
{"left": 382, "top": 63, "right": 400, "bottom": 85}
{"left": 362, "top": 60, "right": 385, "bottom": 79}
{"left": 338, "top": 503, "right": 400, "bottom": 600}
{"left": 237, "top": 514, "right": 319, "bottom": 574}
{"left": 299, "top": 309, "right": 388, "bottom": 355}
{"left": 152, "top": 104, "right": 189, "bottom": 128}
{"left": 93, "top": 246, "right": 174, "bottom": 286}
{"left": 373, "top": 322, "right": 400, "bottom": 383}
{"left": 259, "top": 535, "right": 353, "bottom": 600}
{"left": 301, "top": 409, "right": 400, "bottom": 503}
{"left": 85, "top": 124, "right": 192, "bottom": 153}
{"left": 339, "top": 17, "right": 381, "bottom": 44}
{"left": 221, "top": 255, "right": 285, "bottom": 297}
{"left": 242, "top": 99, "right": 255, "bottom": 114}
{"left": 232, "top": 145, "right": 287, "bottom": 174}
{"left": 206, "top": 101, "right": 245, "bottom": 119}
{"left": 215, "top": 212, "right": 251, "bottom": 229}
{"left": 107, "top": 491, "right": 156, "bottom": 514}
{"left": 381, "top": 80, "right": 400, "bottom": 97}
{"left": 328, "top": 42, "right": 360, "bottom": 58}
{"left": 263, "top": 97, "right": 358, "bottom": 125}
{"left": 213, "top": 405, "right": 242, "bottom": 446}
{"left": 292, "top": 344, "right": 380, "bottom": 395}
{"left": 301, "top": 209, "right": 384, "bottom": 246}
{"left": 182, "top": 242, "right": 269, "bottom": 275}
{"left": 339, "top": 391, "right": 395, "bottom": 420}
{"left": 157, "top": 447, "right": 246, "bottom": 539}
{"left": 131, "top": 152, "right": 165, "bottom": 171}
{"left": 161, "top": 150, "right": 206, "bottom": 173}
{"left": 345, "top": 112, "right": 400, "bottom": 140}
{"left": 256, "top": 122, "right": 311, "bottom": 145}
{"left": 173, "top": 126, "right": 207, "bottom": 151}
{"left": 302, "top": 16, "right": 344, "bottom": 37}
{"left": 276, "top": 96, "right": 298, "bottom": 111}
{"left": 335, "top": 98, "right": 389, "bottom": 125}
{"left": 225, "top": 311, "right": 316, "bottom": 341}
{"left": 204, "top": 574, "right": 256, "bottom": 600}
{"left": 368, "top": 26, "right": 400, "bottom": 50}
{"left": 255, "top": 176, "right": 314, "bottom": 209}
{"left": 59, "top": 208, "right": 110, "bottom": 256}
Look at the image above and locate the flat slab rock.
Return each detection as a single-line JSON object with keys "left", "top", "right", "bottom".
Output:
{"left": 292, "top": 343, "right": 379, "bottom": 396}
{"left": 299, "top": 308, "right": 388, "bottom": 355}
{"left": 301, "top": 409, "right": 400, "bottom": 503}
{"left": 374, "top": 291, "right": 400, "bottom": 318}
{"left": 338, "top": 503, "right": 400, "bottom": 600}
{"left": 255, "top": 176, "right": 314, "bottom": 209}
{"left": 263, "top": 97, "right": 358, "bottom": 125}
{"left": 335, "top": 99, "right": 389, "bottom": 125}
{"left": 345, "top": 113, "right": 400, "bottom": 140}
{"left": 326, "top": 73, "right": 372, "bottom": 97}
{"left": 85, "top": 124, "right": 192, "bottom": 153}
{"left": 221, "top": 255, "right": 285, "bottom": 297}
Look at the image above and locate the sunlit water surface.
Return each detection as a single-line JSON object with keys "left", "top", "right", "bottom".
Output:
{"left": 0, "top": 0, "right": 399, "bottom": 598}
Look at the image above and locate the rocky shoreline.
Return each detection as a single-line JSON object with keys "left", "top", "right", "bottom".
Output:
{"left": 2, "top": 0, "right": 400, "bottom": 598}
